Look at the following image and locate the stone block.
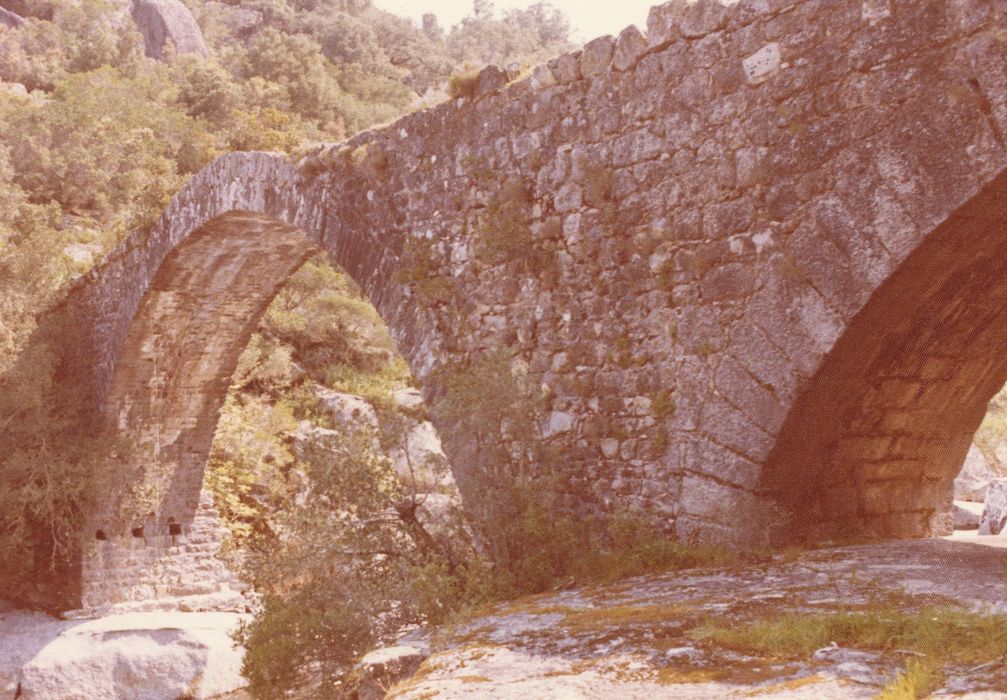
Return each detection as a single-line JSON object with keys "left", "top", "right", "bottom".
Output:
{"left": 613, "top": 25, "right": 649, "bottom": 71}
{"left": 742, "top": 42, "right": 781, "bottom": 85}
{"left": 646, "top": 1, "right": 683, "bottom": 47}
{"left": 580, "top": 36, "right": 615, "bottom": 78}
{"left": 678, "top": 0, "right": 735, "bottom": 39}
{"left": 530, "top": 64, "right": 557, "bottom": 90}
{"left": 549, "top": 52, "right": 582, "bottom": 83}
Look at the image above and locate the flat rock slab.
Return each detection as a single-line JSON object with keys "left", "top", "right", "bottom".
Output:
{"left": 954, "top": 499, "right": 985, "bottom": 529}
{"left": 0, "top": 610, "right": 247, "bottom": 699}
{"left": 388, "top": 538, "right": 1007, "bottom": 699}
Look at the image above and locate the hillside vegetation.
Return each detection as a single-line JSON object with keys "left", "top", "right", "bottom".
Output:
{"left": 0, "top": 0, "right": 573, "bottom": 368}
{"left": 0, "top": 0, "right": 573, "bottom": 607}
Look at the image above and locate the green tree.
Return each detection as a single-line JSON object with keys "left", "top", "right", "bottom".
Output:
{"left": 235, "top": 425, "right": 467, "bottom": 699}
{"left": 1, "top": 67, "right": 209, "bottom": 230}
{"left": 234, "top": 27, "right": 347, "bottom": 130}
{"left": 447, "top": 1, "right": 571, "bottom": 68}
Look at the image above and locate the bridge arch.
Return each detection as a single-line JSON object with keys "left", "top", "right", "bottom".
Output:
{"left": 762, "top": 170, "right": 1007, "bottom": 542}
{"left": 7, "top": 0, "right": 1007, "bottom": 609}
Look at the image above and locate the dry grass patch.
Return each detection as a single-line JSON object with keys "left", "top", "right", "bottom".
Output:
{"left": 690, "top": 604, "right": 1007, "bottom": 665}
{"left": 876, "top": 659, "right": 942, "bottom": 700}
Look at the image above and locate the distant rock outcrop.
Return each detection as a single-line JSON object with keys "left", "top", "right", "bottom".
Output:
{"left": 955, "top": 445, "right": 997, "bottom": 502}
{"left": 953, "top": 500, "right": 983, "bottom": 530}
{"left": 130, "top": 0, "right": 208, "bottom": 60}
{"left": 0, "top": 0, "right": 45, "bottom": 20}
{"left": 293, "top": 384, "right": 456, "bottom": 496}
{"left": 979, "top": 478, "right": 1007, "bottom": 535}
{"left": 0, "top": 6, "right": 24, "bottom": 28}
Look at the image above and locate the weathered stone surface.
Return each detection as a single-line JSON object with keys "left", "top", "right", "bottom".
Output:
{"left": 646, "top": 1, "right": 679, "bottom": 47}
{"left": 742, "top": 42, "right": 781, "bottom": 84}
{"left": 530, "top": 63, "right": 556, "bottom": 90}
{"left": 131, "top": 0, "right": 208, "bottom": 60}
{"left": 348, "top": 645, "right": 427, "bottom": 700}
{"left": 955, "top": 444, "right": 996, "bottom": 502}
{"left": 579, "top": 35, "right": 614, "bottom": 77}
{"left": 613, "top": 25, "right": 648, "bottom": 71}
{"left": 0, "top": 0, "right": 45, "bottom": 19}
{"left": 391, "top": 420, "right": 449, "bottom": 482}
{"left": 316, "top": 387, "right": 379, "bottom": 429}
{"left": 0, "top": 81, "right": 26, "bottom": 95}
{"left": 0, "top": 5, "right": 23, "bottom": 27}
{"left": 677, "top": 0, "right": 732, "bottom": 38}
{"left": 979, "top": 479, "right": 1007, "bottom": 535}
{"left": 81, "top": 491, "right": 248, "bottom": 612}
{"left": 474, "top": 64, "right": 508, "bottom": 97}
{"left": 15, "top": 0, "right": 1007, "bottom": 606}
{"left": 953, "top": 500, "right": 983, "bottom": 530}
{"left": 387, "top": 540, "right": 1007, "bottom": 698}
{"left": 393, "top": 387, "right": 425, "bottom": 411}
{"left": 14, "top": 612, "right": 246, "bottom": 700}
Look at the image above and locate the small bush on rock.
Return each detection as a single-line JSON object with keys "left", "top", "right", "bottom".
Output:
{"left": 446, "top": 68, "right": 479, "bottom": 99}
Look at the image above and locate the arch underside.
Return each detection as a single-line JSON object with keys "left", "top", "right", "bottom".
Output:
{"left": 763, "top": 168, "right": 1007, "bottom": 543}
{"left": 101, "top": 211, "right": 319, "bottom": 528}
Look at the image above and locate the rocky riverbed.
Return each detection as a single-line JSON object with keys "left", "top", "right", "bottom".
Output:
{"left": 387, "top": 537, "right": 1007, "bottom": 699}
{"left": 3, "top": 536, "right": 1007, "bottom": 699}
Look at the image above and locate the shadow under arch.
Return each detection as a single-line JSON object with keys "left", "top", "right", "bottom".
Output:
{"left": 762, "top": 167, "right": 1007, "bottom": 544}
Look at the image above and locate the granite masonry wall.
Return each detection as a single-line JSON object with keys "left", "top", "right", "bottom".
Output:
{"left": 20, "top": 0, "right": 1007, "bottom": 606}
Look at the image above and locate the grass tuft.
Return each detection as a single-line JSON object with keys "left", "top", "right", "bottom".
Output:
{"left": 690, "top": 605, "right": 1007, "bottom": 665}
{"left": 875, "top": 659, "right": 941, "bottom": 700}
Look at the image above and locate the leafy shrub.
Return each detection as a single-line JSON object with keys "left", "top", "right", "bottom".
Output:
{"left": 0, "top": 313, "right": 130, "bottom": 610}
{"left": 447, "top": 68, "right": 480, "bottom": 99}
{"left": 394, "top": 234, "right": 456, "bottom": 307}
{"left": 1, "top": 67, "right": 205, "bottom": 231}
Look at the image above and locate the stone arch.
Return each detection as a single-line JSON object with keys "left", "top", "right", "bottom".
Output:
{"left": 65, "top": 155, "right": 438, "bottom": 608}
{"left": 59, "top": 152, "right": 435, "bottom": 536}
{"left": 100, "top": 211, "right": 320, "bottom": 527}
{"left": 762, "top": 169, "right": 1007, "bottom": 543}
{"left": 7, "top": 1, "right": 1007, "bottom": 612}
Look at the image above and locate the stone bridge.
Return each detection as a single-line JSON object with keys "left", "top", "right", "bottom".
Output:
{"left": 12, "top": 0, "right": 1007, "bottom": 606}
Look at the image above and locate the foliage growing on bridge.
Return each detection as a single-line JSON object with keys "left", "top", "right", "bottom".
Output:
{"left": 0, "top": 313, "right": 130, "bottom": 609}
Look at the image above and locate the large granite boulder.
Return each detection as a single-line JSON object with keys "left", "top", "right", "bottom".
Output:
{"left": 315, "top": 386, "right": 379, "bottom": 429}
{"left": 953, "top": 500, "right": 983, "bottom": 530}
{"left": 955, "top": 444, "right": 996, "bottom": 502}
{"left": 0, "top": 6, "right": 23, "bottom": 27}
{"left": 130, "top": 0, "right": 207, "bottom": 60}
{"left": 978, "top": 478, "right": 1007, "bottom": 536}
{"left": 6, "top": 611, "right": 246, "bottom": 700}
